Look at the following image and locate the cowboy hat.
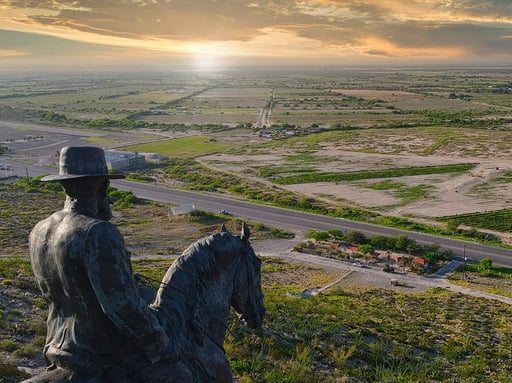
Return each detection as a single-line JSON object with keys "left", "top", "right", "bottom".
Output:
{"left": 42, "top": 146, "right": 124, "bottom": 182}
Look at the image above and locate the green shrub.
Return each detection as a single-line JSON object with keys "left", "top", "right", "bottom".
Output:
{"left": 0, "top": 363, "right": 29, "bottom": 382}
{"left": 108, "top": 188, "right": 139, "bottom": 208}
{"left": 269, "top": 228, "right": 295, "bottom": 239}
{"left": 305, "top": 230, "right": 330, "bottom": 241}
{"left": 0, "top": 339, "right": 18, "bottom": 352}
{"left": 14, "top": 176, "right": 63, "bottom": 194}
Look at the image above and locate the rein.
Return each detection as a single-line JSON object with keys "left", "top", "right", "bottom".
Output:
{"left": 137, "top": 272, "right": 240, "bottom": 345}
{"left": 138, "top": 274, "right": 227, "bottom": 381}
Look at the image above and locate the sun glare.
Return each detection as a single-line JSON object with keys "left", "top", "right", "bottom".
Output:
{"left": 188, "top": 43, "right": 227, "bottom": 71}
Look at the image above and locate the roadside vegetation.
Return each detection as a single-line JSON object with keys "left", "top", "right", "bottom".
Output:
{"left": 296, "top": 229, "right": 451, "bottom": 273}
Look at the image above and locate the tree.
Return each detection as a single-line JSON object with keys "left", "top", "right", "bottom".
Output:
{"left": 383, "top": 251, "right": 394, "bottom": 272}
{"left": 358, "top": 244, "right": 375, "bottom": 264}
{"left": 358, "top": 244, "right": 374, "bottom": 255}
{"left": 394, "top": 235, "right": 416, "bottom": 253}
{"left": 345, "top": 230, "right": 367, "bottom": 245}
{"left": 327, "top": 229, "right": 344, "bottom": 240}
{"left": 370, "top": 235, "right": 395, "bottom": 250}
{"left": 399, "top": 256, "right": 413, "bottom": 273}
{"left": 306, "top": 230, "right": 330, "bottom": 241}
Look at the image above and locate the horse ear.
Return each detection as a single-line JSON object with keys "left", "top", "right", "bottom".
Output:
{"left": 221, "top": 223, "right": 228, "bottom": 233}
{"left": 241, "top": 222, "right": 251, "bottom": 242}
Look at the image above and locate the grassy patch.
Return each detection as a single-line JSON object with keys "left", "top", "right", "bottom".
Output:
{"left": 367, "top": 180, "right": 404, "bottom": 190}
{"left": 285, "top": 151, "right": 324, "bottom": 164}
{"left": 0, "top": 181, "right": 62, "bottom": 255}
{"left": 439, "top": 209, "right": 512, "bottom": 232}
{"left": 257, "top": 165, "right": 315, "bottom": 178}
{"left": 228, "top": 282, "right": 512, "bottom": 382}
{"left": 420, "top": 136, "right": 450, "bottom": 155}
{"left": 121, "top": 135, "right": 234, "bottom": 158}
{"left": 492, "top": 171, "right": 512, "bottom": 183}
{"left": 270, "top": 163, "right": 477, "bottom": 185}
{"left": 395, "top": 184, "right": 433, "bottom": 204}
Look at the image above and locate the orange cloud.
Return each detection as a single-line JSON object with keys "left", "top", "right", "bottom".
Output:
{"left": 1, "top": 0, "right": 512, "bottom": 67}
{"left": 0, "top": 49, "right": 28, "bottom": 57}
{"left": 357, "top": 36, "right": 468, "bottom": 58}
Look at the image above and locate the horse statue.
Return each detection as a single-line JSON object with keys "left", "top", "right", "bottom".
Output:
{"left": 150, "top": 222, "right": 266, "bottom": 382}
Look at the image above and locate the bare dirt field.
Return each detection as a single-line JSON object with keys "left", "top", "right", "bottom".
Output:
{"left": 200, "top": 127, "right": 512, "bottom": 228}
{"left": 332, "top": 88, "right": 496, "bottom": 112}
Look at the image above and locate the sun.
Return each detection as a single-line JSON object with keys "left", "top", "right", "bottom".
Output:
{"left": 188, "top": 43, "right": 227, "bottom": 71}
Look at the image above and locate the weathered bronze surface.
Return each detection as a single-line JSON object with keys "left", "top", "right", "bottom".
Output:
{"left": 24, "top": 146, "right": 265, "bottom": 382}
{"left": 152, "top": 223, "right": 266, "bottom": 382}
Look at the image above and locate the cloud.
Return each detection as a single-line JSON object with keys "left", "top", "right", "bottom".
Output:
{"left": 0, "top": 48, "right": 27, "bottom": 57}
{"left": 1, "top": 0, "right": 512, "bottom": 64}
{"left": 0, "top": 28, "right": 161, "bottom": 62}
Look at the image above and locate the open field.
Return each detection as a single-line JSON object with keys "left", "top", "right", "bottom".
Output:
{"left": 2, "top": 67, "right": 512, "bottom": 240}
{"left": 198, "top": 125, "right": 512, "bottom": 226}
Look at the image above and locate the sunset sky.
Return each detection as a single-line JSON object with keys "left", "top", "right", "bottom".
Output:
{"left": 1, "top": 1, "right": 512, "bottom": 70}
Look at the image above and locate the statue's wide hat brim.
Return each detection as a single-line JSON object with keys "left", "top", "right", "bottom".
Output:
{"left": 41, "top": 146, "right": 125, "bottom": 182}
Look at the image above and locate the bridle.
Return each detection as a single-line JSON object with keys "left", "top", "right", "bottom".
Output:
{"left": 232, "top": 246, "right": 264, "bottom": 326}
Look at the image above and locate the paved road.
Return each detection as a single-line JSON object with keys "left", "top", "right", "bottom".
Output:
{"left": 5, "top": 159, "right": 512, "bottom": 266}
{"left": 113, "top": 180, "right": 512, "bottom": 266}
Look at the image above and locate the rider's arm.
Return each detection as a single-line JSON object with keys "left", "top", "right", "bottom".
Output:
{"left": 85, "top": 221, "right": 170, "bottom": 357}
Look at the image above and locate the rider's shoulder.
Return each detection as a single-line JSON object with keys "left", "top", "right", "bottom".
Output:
{"left": 58, "top": 212, "right": 120, "bottom": 235}
{"left": 86, "top": 218, "right": 122, "bottom": 236}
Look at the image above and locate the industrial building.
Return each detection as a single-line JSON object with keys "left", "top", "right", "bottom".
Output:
{"left": 104, "top": 149, "right": 146, "bottom": 171}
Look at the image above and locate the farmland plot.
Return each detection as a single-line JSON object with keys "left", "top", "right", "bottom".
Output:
{"left": 139, "top": 87, "right": 270, "bottom": 126}
{"left": 3, "top": 68, "right": 512, "bottom": 235}
{"left": 199, "top": 126, "right": 512, "bottom": 223}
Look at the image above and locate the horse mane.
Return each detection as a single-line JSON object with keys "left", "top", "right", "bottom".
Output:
{"left": 181, "top": 234, "right": 218, "bottom": 273}
{"left": 170, "top": 231, "right": 238, "bottom": 289}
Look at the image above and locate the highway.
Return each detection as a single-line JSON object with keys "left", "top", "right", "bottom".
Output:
{"left": 112, "top": 179, "right": 512, "bottom": 265}
{"left": 6, "top": 158, "right": 512, "bottom": 266}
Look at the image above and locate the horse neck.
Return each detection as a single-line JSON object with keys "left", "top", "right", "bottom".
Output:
{"left": 197, "top": 259, "right": 238, "bottom": 343}
{"left": 160, "top": 250, "right": 240, "bottom": 344}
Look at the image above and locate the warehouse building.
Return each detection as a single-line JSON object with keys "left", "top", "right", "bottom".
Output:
{"left": 105, "top": 149, "right": 146, "bottom": 171}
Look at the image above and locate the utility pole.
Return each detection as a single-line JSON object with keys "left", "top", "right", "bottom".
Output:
{"left": 463, "top": 244, "right": 467, "bottom": 281}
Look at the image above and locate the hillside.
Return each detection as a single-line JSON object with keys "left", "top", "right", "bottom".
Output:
{"left": 1, "top": 180, "right": 512, "bottom": 382}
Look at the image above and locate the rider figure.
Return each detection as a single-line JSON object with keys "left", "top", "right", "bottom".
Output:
{"left": 25, "top": 146, "right": 189, "bottom": 382}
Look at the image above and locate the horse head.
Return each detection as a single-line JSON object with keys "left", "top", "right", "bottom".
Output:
{"left": 151, "top": 223, "right": 265, "bottom": 382}
{"left": 226, "top": 223, "right": 265, "bottom": 329}
{"left": 206, "top": 223, "right": 265, "bottom": 328}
